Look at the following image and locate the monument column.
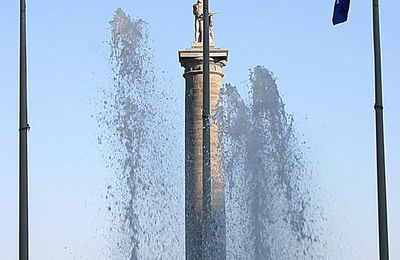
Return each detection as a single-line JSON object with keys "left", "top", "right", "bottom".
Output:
{"left": 179, "top": 15, "right": 228, "bottom": 259}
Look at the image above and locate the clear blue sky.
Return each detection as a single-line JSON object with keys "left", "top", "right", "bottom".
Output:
{"left": 0, "top": 0, "right": 399, "bottom": 259}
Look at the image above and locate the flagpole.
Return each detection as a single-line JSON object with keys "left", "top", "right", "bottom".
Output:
{"left": 372, "top": 0, "right": 389, "bottom": 259}
{"left": 19, "top": 0, "right": 29, "bottom": 259}
{"left": 202, "top": 0, "right": 211, "bottom": 258}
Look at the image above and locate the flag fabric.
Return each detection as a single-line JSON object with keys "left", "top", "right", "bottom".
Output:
{"left": 332, "top": 0, "right": 351, "bottom": 25}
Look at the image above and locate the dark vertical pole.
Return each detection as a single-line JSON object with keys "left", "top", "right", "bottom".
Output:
{"left": 202, "top": 0, "right": 211, "bottom": 258}
{"left": 19, "top": 0, "right": 29, "bottom": 260}
{"left": 372, "top": 0, "right": 389, "bottom": 259}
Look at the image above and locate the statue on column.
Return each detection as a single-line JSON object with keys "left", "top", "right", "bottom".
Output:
{"left": 193, "top": 0, "right": 215, "bottom": 46}
{"left": 193, "top": 0, "right": 203, "bottom": 44}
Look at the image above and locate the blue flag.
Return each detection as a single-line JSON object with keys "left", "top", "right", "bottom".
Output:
{"left": 332, "top": 0, "right": 351, "bottom": 25}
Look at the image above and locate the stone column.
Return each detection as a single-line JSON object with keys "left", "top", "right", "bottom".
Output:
{"left": 179, "top": 46, "right": 228, "bottom": 259}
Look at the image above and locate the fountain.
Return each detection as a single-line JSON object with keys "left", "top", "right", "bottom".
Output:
{"left": 97, "top": 5, "right": 323, "bottom": 260}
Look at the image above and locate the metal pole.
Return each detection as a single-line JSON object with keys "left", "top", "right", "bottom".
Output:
{"left": 202, "top": 0, "right": 211, "bottom": 258}
{"left": 372, "top": 0, "right": 389, "bottom": 259}
{"left": 19, "top": 0, "right": 29, "bottom": 259}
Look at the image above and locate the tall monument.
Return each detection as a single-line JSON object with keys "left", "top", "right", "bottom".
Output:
{"left": 178, "top": 1, "right": 228, "bottom": 259}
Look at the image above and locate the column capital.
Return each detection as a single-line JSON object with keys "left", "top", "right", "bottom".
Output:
{"left": 178, "top": 47, "right": 228, "bottom": 77}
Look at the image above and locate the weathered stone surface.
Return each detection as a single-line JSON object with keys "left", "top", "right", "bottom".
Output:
{"left": 178, "top": 47, "right": 228, "bottom": 259}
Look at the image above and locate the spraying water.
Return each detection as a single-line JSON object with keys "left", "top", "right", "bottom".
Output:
{"left": 97, "top": 9, "right": 322, "bottom": 260}
{"left": 220, "top": 66, "right": 322, "bottom": 259}
{"left": 97, "top": 8, "right": 184, "bottom": 259}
